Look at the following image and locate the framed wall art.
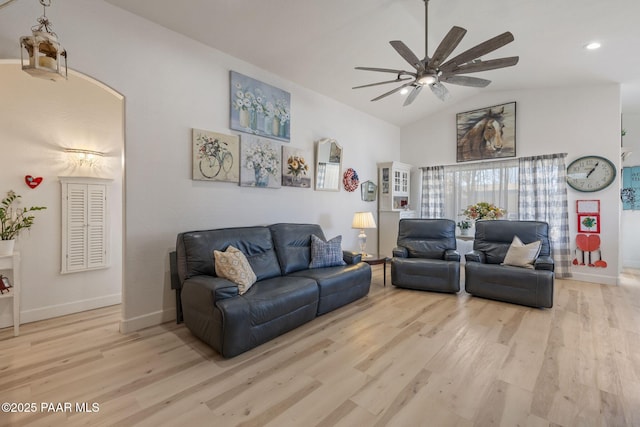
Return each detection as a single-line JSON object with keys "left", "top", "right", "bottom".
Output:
{"left": 240, "top": 134, "right": 281, "bottom": 189}
{"left": 577, "top": 213, "right": 600, "bottom": 234}
{"left": 621, "top": 166, "right": 640, "bottom": 210}
{"left": 456, "top": 102, "right": 516, "bottom": 162}
{"left": 192, "top": 129, "right": 239, "bottom": 182}
{"left": 230, "top": 71, "right": 291, "bottom": 142}
{"left": 282, "top": 146, "right": 312, "bottom": 188}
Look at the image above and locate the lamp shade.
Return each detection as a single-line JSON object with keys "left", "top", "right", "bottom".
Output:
{"left": 352, "top": 211, "right": 376, "bottom": 229}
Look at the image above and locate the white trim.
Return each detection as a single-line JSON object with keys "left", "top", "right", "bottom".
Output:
{"left": 119, "top": 308, "right": 176, "bottom": 333}
{"left": 569, "top": 271, "right": 618, "bottom": 286}
{"left": 0, "top": 294, "right": 122, "bottom": 328}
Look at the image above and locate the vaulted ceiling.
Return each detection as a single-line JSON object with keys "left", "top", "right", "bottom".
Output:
{"left": 105, "top": 0, "right": 640, "bottom": 127}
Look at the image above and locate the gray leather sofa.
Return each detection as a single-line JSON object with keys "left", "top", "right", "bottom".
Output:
{"left": 391, "top": 219, "right": 461, "bottom": 293}
{"left": 173, "top": 223, "right": 371, "bottom": 358}
{"left": 465, "top": 220, "right": 554, "bottom": 308}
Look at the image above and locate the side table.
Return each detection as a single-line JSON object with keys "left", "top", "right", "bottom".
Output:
{"left": 361, "top": 254, "right": 390, "bottom": 286}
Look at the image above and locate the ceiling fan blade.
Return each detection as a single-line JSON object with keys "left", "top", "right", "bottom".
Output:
{"left": 390, "top": 40, "right": 424, "bottom": 71}
{"left": 355, "top": 66, "right": 417, "bottom": 77}
{"left": 371, "top": 82, "right": 414, "bottom": 102}
{"left": 403, "top": 85, "right": 423, "bottom": 106}
{"left": 429, "top": 82, "right": 450, "bottom": 101}
{"left": 440, "top": 31, "right": 515, "bottom": 71}
{"left": 429, "top": 26, "right": 467, "bottom": 69}
{"left": 440, "top": 75, "right": 491, "bottom": 88}
{"left": 443, "top": 56, "right": 519, "bottom": 75}
{"left": 352, "top": 77, "right": 413, "bottom": 89}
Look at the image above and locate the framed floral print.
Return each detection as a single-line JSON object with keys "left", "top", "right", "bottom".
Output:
{"left": 230, "top": 71, "right": 291, "bottom": 142}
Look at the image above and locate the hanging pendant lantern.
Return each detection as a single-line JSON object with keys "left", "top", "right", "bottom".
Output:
{"left": 19, "top": 0, "right": 67, "bottom": 81}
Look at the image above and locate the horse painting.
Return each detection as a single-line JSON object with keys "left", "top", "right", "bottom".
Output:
{"left": 456, "top": 102, "right": 516, "bottom": 162}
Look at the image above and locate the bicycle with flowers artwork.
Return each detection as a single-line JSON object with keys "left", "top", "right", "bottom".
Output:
{"left": 230, "top": 71, "right": 291, "bottom": 142}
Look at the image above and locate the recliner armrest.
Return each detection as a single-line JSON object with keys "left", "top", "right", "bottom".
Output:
{"left": 183, "top": 275, "right": 239, "bottom": 305}
{"left": 343, "top": 250, "right": 362, "bottom": 264}
{"left": 393, "top": 247, "right": 408, "bottom": 258}
{"left": 444, "top": 249, "right": 461, "bottom": 262}
{"left": 534, "top": 255, "right": 555, "bottom": 272}
{"left": 465, "top": 250, "right": 486, "bottom": 263}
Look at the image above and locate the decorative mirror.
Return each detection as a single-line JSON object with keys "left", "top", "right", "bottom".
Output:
{"left": 361, "top": 180, "right": 377, "bottom": 201}
{"left": 315, "top": 138, "right": 343, "bottom": 191}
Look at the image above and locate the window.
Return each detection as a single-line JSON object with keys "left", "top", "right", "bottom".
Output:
{"left": 60, "top": 177, "right": 112, "bottom": 274}
{"left": 443, "top": 159, "right": 519, "bottom": 222}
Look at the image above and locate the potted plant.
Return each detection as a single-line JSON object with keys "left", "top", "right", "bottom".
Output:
{"left": 0, "top": 190, "right": 46, "bottom": 255}
{"left": 456, "top": 220, "right": 472, "bottom": 236}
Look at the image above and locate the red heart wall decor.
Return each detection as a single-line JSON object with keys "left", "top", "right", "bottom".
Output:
{"left": 25, "top": 175, "right": 43, "bottom": 189}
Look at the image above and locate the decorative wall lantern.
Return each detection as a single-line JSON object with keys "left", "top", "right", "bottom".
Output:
{"left": 19, "top": 0, "right": 67, "bottom": 81}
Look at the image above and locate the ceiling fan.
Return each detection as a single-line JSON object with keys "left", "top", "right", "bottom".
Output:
{"left": 353, "top": 0, "right": 519, "bottom": 105}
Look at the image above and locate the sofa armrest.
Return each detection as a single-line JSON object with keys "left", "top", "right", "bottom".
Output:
{"left": 465, "top": 250, "right": 486, "bottom": 263}
{"left": 534, "top": 255, "right": 555, "bottom": 272}
{"left": 343, "top": 250, "right": 362, "bottom": 265}
{"left": 393, "top": 247, "right": 408, "bottom": 258}
{"left": 444, "top": 249, "right": 461, "bottom": 262}
{"left": 182, "top": 275, "right": 239, "bottom": 307}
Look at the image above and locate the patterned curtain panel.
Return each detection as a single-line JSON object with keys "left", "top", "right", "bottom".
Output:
{"left": 420, "top": 166, "right": 445, "bottom": 218}
{"left": 518, "top": 153, "right": 572, "bottom": 278}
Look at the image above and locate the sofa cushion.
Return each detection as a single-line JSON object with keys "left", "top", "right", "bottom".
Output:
{"left": 473, "top": 220, "right": 551, "bottom": 264}
{"left": 214, "top": 246, "right": 257, "bottom": 294}
{"left": 177, "top": 226, "right": 281, "bottom": 282}
{"left": 270, "top": 223, "right": 326, "bottom": 274}
{"left": 397, "top": 219, "right": 457, "bottom": 259}
{"left": 243, "top": 276, "right": 319, "bottom": 326}
{"left": 502, "top": 236, "right": 541, "bottom": 269}
{"left": 309, "top": 234, "right": 347, "bottom": 269}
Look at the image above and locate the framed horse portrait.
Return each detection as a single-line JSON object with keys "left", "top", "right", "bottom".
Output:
{"left": 456, "top": 102, "right": 516, "bottom": 162}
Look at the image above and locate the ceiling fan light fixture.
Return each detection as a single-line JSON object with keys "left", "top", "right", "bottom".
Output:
{"left": 399, "top": 87, "right": 410, "bottom": 95}
{"left": 417, "top": 75, "right": 436, "bottom": 85}
{"left": 585, "top": 42, "right": 601, "bottom": 50}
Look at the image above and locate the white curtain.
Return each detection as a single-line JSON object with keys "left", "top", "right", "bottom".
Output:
{"left": 518, "top": 153, "right": 572, "bottom": 278}
{"left": 420, "top": 166, "right": 445, "bottom": 218}
{"left": 443, "top": 159, "right": 519, "bottom": 224}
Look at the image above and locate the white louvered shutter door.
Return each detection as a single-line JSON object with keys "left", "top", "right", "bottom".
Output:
{"left": 87, "top": 184, "right": 107, "bottom": 269}
{"left": 66, "top": 183, "right": 88, "bottom": 272}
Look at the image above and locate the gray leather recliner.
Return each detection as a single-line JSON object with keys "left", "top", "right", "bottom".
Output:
{"left": 391, "top": 219, "right": 461, "bottom": 293}
{"left": 465, "top": 220, "right": 554, "bottom": 308}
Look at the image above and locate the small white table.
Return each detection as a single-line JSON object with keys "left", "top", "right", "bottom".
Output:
{"left": 0, "top": 252, "right": 21, "bottom": 336}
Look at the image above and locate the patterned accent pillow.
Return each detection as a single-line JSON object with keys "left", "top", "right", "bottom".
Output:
{"left": 309, "top": 234, "right": 347, "bottom": 269}
{"left": 502, "top": 235, "right": 542, "bottom": 269}
{"left": 213, "top": 245, "right": 257, "bottom": 294}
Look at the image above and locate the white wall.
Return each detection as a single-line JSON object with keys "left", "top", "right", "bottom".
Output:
{"left": 0, "top": 63, "right": 124, "bottom": 327}
{"left": 0, "top": 0, "right": 400, "bottom": 331}
{"left": 402, "top": 85, "right": 622, "bottom": 285}
{"left": 621, "top": 113, "right": 640, "bottom": 268}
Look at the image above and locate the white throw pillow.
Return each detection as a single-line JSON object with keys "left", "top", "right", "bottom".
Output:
{"left": 213, "top": 245, "right": 257, "bottom": 294}
{"left": 502, "top": 235, "right": 542, "bottom": 269}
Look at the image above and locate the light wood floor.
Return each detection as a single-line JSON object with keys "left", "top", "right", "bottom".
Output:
{"left": 1, "top": 267, "right": 640, "bottom": 427}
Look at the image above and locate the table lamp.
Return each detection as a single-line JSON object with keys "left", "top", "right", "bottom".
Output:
{"left": 352, "top": 211, "right": 377, "bottom": 256}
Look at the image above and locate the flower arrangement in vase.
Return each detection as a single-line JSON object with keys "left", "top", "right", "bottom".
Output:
{"left": 456, "top": 220, "right": 472, "bottom": 235}
{"left": 244, "top": 142, "right": 279, "bottom": 187}
{"left": 462, "top": 202, "right": 505, "bottom": 221}
{"left": 286, "top": 154, "right": 309, "bottom": 182}
{"left": 0, "top": 190, "right": 46, "bottom": 255}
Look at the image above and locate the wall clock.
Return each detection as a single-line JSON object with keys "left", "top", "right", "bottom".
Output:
{"left": 566, "top": 155, "right": 616, "bottom": 192}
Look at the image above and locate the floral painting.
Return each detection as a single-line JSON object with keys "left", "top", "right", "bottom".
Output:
{"left": 192, "top": 129, "right": 239, "bottom": 182}
{"left": 230, "top": 71, "right": 291, "bottom": 142}
{"left": 282, "top": 146, "right": 312, "bottom": 188}
{"left": 240, "top": 135, "right": 281, "bottom": 188}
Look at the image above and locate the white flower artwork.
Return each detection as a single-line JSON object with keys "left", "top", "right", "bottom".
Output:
{"left": 230, "top": 71, "right": 291, "bottom": 142}
{"left": 240, "top": 135, "right": 281, "bottom": 189}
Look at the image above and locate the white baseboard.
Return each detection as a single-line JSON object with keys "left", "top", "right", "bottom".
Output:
{"left": 0, "top": 294, "right": 122, "bottom": 329}
{"left": 570, "top": 271, "right": 618, "bottom": 286}
{"left": 119, "top": 307, "right": 176, "bottom": 334}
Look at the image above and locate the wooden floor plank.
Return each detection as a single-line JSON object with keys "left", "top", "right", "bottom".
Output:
{"left": 0, "top": 267, "right": 639, "bottom": 426}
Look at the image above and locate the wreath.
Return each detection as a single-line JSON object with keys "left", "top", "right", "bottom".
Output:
{"left": 343, "top": 168, "right": 359, "bottom": 192}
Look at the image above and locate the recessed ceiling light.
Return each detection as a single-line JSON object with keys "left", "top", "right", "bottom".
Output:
{"left": 586, "top": 42, "right": 601, "bottom": 50}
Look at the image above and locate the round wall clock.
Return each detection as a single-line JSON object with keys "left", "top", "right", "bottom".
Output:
{"left": 566, "top": 155, "right": 616, "bottom": 192}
